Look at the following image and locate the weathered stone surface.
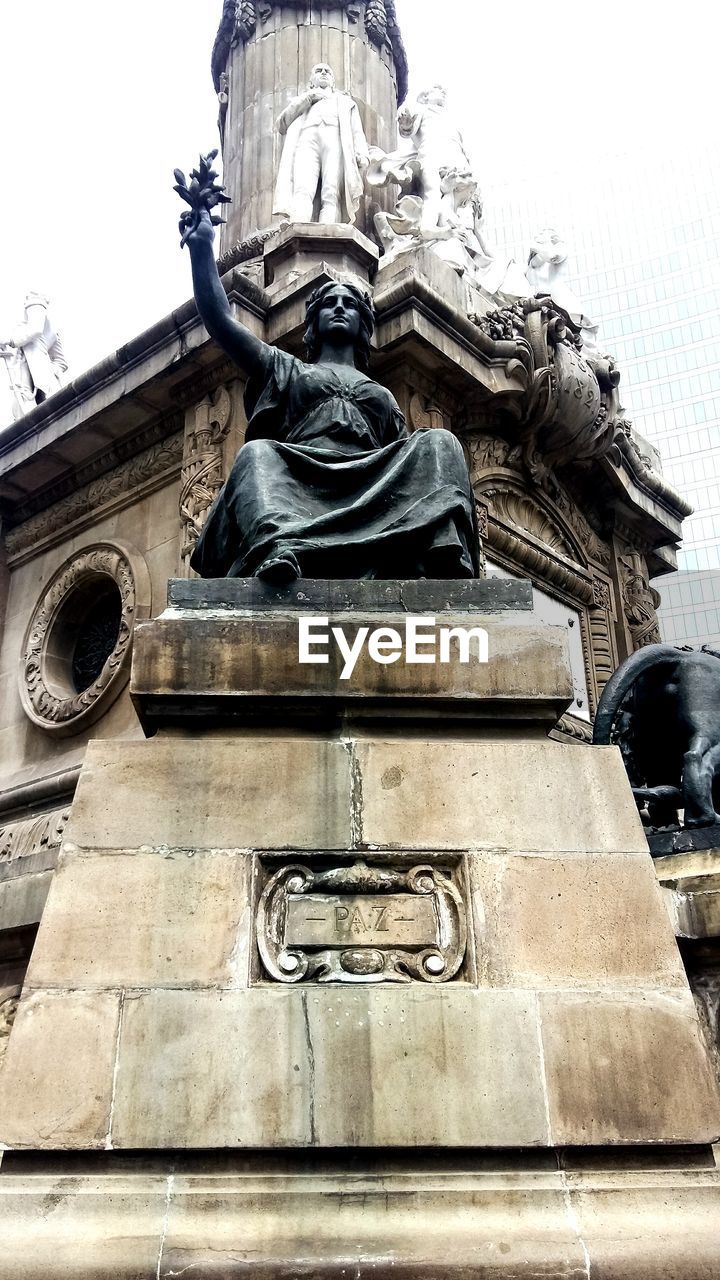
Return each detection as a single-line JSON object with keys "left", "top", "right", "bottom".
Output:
{"left": 111, "top": 989, "right": 313, "bottom": 1149}
{"left": 357, "top": 739, "right": 649, "bottom": 853}
{"left": 166, "top": 576, "right": 533, "bottom": 614}
{"left": 540, "top": 992, "right": 720, "bottom": 1145}
{"left": 568, "top": 1179, "right": 720, "bottom": 1280}
{"left": 110, "top": 987, "right": 548, "bottom": 1149}
{"left": 161, "top": 1177, "right": 582, "bottom": 1278}
{"left": 264, "top": 225, "right": 379, "bottom": 287}
{"left": 0, "top": 1174, "right": 167, "bottom": 1280}
{"left": 655, "top": 847, "right": 720, "bottom": 939}
{"left": 470, "top": 850, "right": 688, "bottom": 989}
{"left": 25, "top": 852, "right": 250, "bottom": 990}
{"left": 0, "top": 869, "right": 53, "bottom": 931}
{"left": 1, "top": 1156, "right": 720, "bottom": 1279}
{"left": 0, "top": 991, "right": 121, "bottom": 1149}
{"left": 131, "top": 611, "right": 572, "bottom": 730}
{"left": 65, "top": 737, "right": 352, "bottom": 851}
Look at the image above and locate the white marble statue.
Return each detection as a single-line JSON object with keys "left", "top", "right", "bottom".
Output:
{"left": 368, "top": 85, "right": 473, "bottom": 236}
{"left": 397, "top": 85, "right": 473, "bottom": 233}
{"left": 369, "top": 98, "right": 530, "bottom": 300}
{"left": 527, "top": 229, "right": 598, "bottom": 347}
{"left": 272, "top": 63, "right": 370, "bottom": 225}
{"left": 0, "top": 292, "right": 67, "bottom": 425}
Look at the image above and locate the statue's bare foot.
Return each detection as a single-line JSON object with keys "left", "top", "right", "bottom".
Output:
{"left": 255, "top": 552, "right": 301, "bottom": 584}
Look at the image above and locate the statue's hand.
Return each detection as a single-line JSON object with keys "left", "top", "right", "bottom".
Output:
{"left": 174, "top": 151, "right": 231, "bottom": 248}
{"left": 178, "top": 206, "right": 216, "bottom": 249}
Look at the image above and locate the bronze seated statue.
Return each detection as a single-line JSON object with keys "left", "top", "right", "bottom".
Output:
{"left": 177, "top": 156, "right": 480, "bottom": 583}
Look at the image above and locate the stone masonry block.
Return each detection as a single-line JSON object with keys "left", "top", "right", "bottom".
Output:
{"left": 25, "top": 851, "right": 250, "bottom": 990}
{"left": 356, "top": 740, "right": 648, "bottom": 853}
{"left": 111, "top": 989, "right": 313, "bottom": 1149}
{"left": 468, "top": 851, "right": 688, "bottom": 990}
{"left": 110, "top": 987, "right": 548, "bottom": 1150}
{"left": 66, "top": 737, "right": 352, "bottom": 851}
{"left": 0, "top": 991, "right": 121, "bottom": 1150}
{"left": 540, "top": 992, "right": 720, "bottom": 1145}
{"left": 0, "top": 1175, "right": 167, "bottom": 1280}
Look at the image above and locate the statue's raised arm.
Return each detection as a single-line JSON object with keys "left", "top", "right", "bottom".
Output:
{"left": 175, "top": 152, "right": 267, "bottom": 377}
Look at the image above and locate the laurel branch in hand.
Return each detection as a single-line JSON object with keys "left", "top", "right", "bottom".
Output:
{"left": 174, "top": 150, "right": 232, "bottom": 247}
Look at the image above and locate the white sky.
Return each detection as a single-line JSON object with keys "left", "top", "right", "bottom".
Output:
{"left": 0, "top": 0, "right": 716, "bottom": 376}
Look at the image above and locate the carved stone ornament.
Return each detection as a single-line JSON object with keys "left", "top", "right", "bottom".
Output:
{"left": 180, "top": 388, "right": 233, "bottom": 570}
{"left": 592, "top": 576, "right": 612, "bottom": 612}
{"left": 467, "top": 430, "right": 612, "bottom": 572}
{"left": 468, "top": 299, "right": 624, "bottom": 488}
{"left": 619, "top": 552, "right": 662, "bottom": 650}
{"left": 257, "top": 859, "right": 466, "bottom": 985}
{"left": 19, "top": 543, "right": 151, "bottom": 736}
{"left": 0, "top": 994, "right": 20, "bottom": 1070}
{"left": 4, "top": 430, "right": 183, "bottom": 564}
{"left": 0, "top": 807, "right": 70, "bottom": 866}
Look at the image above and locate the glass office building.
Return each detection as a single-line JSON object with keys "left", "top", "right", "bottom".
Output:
{"left": 486, "top": 143, "right": 720, "bottom": 648}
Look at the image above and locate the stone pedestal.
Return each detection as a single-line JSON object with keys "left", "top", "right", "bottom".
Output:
{"left": 1, "top": 581, "right": 719, "bottom": 1275}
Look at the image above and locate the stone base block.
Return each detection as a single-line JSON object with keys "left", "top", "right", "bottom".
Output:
{"left": 1, "top": 1151, "right": 720, "bottom": 1279}
{"left": 656, "top": 846, "right": 720, "bottom": 940}
{"left": 131, "top": 578, "right": 572, "bottom": 731}
{"left": 1, "top": 730, "right": 718, "bottom": 1152}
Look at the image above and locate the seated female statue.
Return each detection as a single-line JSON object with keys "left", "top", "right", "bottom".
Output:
{"left": 182, "top": 206, "right": 480, "bottom": 582}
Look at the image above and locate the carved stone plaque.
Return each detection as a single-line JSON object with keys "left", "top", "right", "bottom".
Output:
{"left": 257, "top": 860, "right": 466, "bottom": 985}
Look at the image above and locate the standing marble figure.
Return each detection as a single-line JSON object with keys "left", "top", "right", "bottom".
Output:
{"left": 273, "top": 64, "right": 370, "bottom": 225}
{"left": 0, "top": 292, "right": 67, "bottom": 424}
{"left": 176, "top": 157, "right": 479, "bottom": 582}
{"left": 401, "top": 86, "right": 472, "bottom": 232}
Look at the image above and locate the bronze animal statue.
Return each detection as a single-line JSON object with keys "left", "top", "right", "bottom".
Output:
{"left": 593, "top": 643, "right": 720, "bottom": 830}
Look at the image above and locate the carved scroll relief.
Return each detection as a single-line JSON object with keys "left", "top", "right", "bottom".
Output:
{"left": 257, "top": 859, "right": 466, "bottom": 985}
{"left": 619, "top": 551, "right": 661, "bottom": 650}
{"left": 180, "top": 388, "right": 232, "bottom": 573}
{"left": 0, "top": 807, "right": 70, "bottom": 867}
{"left": 0, "top": 994, "right": 19, "bottom": 1070}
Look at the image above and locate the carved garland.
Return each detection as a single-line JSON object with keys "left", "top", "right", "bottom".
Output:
{"left": 618, "top": 552, "right": 662, "bottom": 650}
{"left": 4, "top": 432, "right": 183, "bottom": 563}
{"left": 0, "top": 807, "right": 70, "bottom": 865}
{"left": 19, "top": 543, "right": 151, "bottom": 736}
{"left": 0, "top": 995, "right": 19, "bottom": 1070}
{"left": 180, "top": 388, "right": 233, "bottom": 572}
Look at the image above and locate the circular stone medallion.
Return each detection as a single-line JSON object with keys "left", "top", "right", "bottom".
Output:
{"left": 19, "top": 542, "right": 151, "bottom": 736}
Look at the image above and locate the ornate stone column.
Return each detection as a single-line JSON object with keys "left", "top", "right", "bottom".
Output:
{"left": 211, "top": 0, "right": 407, "bottom": 248}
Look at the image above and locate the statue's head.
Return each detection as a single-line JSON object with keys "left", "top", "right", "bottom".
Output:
{"left": 304, "top": 281, "right": 375, "bottom": 372}
{"left": 439, "top": 166, "right": 477, "bottom": 202}
{"left": 309, "top": 63, "right": 336, "bottom": 91}
{"left": 418, "top": 84, "right": 447, "bottom": 107}
{"left": 529, "top": 227, "right": 567, "bottom": 266}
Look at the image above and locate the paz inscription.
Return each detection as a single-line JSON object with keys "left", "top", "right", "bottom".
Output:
{"left": 286, "top": 894, "right": 437, "bottom": 948}
{"left": 257, "top": 860, "right": 466, "bottom": 984}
